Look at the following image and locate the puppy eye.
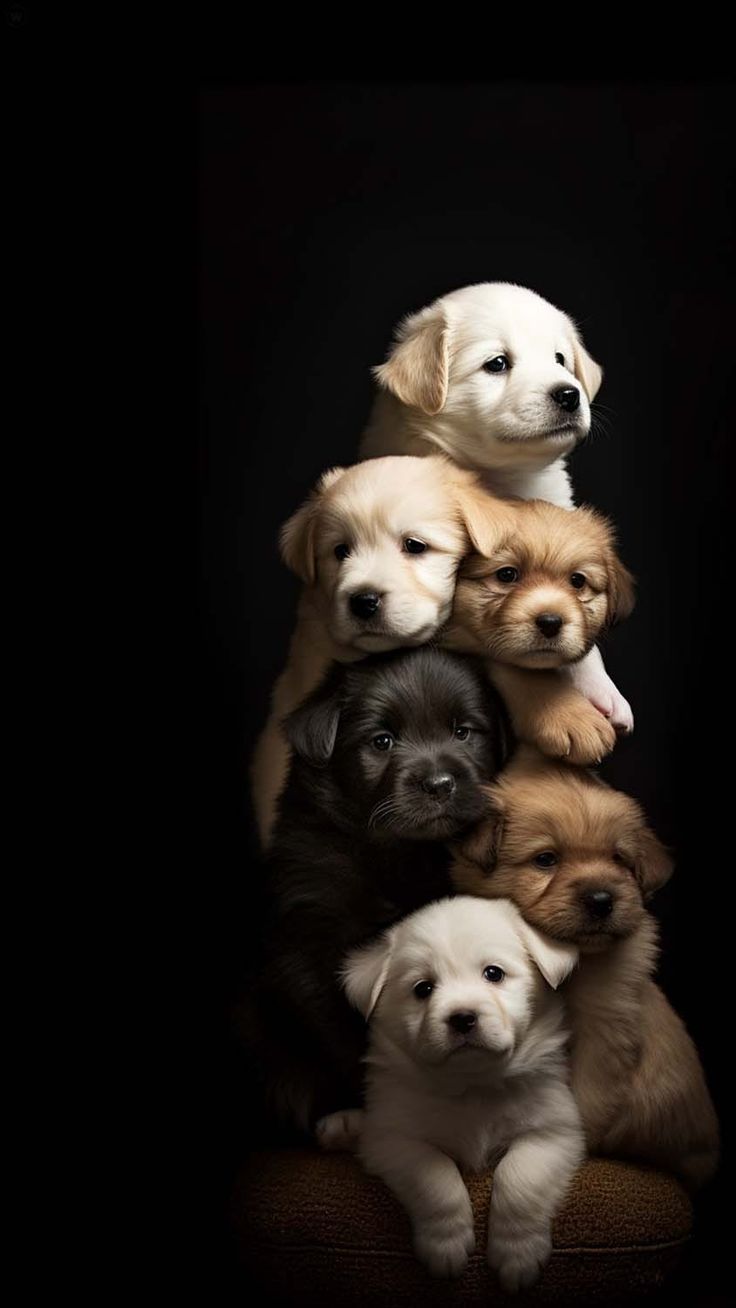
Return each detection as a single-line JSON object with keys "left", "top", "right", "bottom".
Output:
{"left": 483, "top": 965, "right": 505, "bottom": 983}
{"left": 534, "top": 851, "right": 558, "bottom": 869}
{"left": 372, "top": 733, "right": 394, "bottom": 752}
{"left": 570, "top": 572, "right": 586, "bottom": 589}
{"left": 454, "top": 725, "right": 471, "bottom": 741}
{"left": 495, "top": 566, "right": 518, "bottom": 584}
{"left": 613, "top": 852, "right": 633, "bottom": 870}
{"left": 334, "top": 544, "right": 351, "bottom": 561}
{"left": 482, "top": 355, "right": 510, "bottom": 374}
{"left": 413, "top": 980, "right": 434, "bottom": 999}
{"left": 555, "top": 352, "right": 566, "bottom": 367}
{"left": 403, "top": 538, "right": 427, "bottom": 555}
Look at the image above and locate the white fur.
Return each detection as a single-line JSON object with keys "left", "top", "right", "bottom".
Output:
{"left": 341, "top": 897, "right": 585, "bottom": 1292}
{"left": 361, "top": 283, "right": 633, "bottom": 734}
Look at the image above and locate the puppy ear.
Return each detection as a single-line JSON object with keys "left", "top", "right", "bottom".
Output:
{"left": 373, "top": 305, "right": 449, "bottom": 415}
{"left": 452, "top": 790, "right": 505, "bottom": 876}
{"left": 606, "top": 552, "right": 636, "bottom": 626}
{"left": 517, "top": 916, "right": 579, "bottom": 990}
{"left": 341, "top": 929, "right": 396, "bottom": 1019}
{"left": 451, "top": 475, "right": 518, "bottom": 558}
{"left": 572, "top": 331, "right": 603, "bottom": 402}
{"left": 279, "top": 466, "right": 346, "bottom": 584}
{"left": 629, "top": 824, "right": 675, "bottom": 899}
{"left": 284, "top": 678, "right": 342, "bottom": 763}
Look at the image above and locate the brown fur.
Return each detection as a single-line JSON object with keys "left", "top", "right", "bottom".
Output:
{"left": 451, "top": 748, "right": 719, "bottom": 1189}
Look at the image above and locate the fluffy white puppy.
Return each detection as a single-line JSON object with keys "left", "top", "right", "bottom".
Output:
{"left": 360, "top": 283, "right": 632, "bottom": 734}
{"left": 341, "top": 896, "right": 584, "bottom": 1292}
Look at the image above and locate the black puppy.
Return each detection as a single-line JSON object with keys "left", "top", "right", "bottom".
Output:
{"left": 241, "top": 647, "right": 512, "bottom": 1137}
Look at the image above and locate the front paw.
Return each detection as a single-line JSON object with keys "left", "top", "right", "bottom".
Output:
{"left": 534, "top": 701, "right": 617, "bottom": 765}
{"left": 488, "top": 1227, "right": 552, "bottom": 1292}
{"left": 414, "top": 1211, "right": 475, "bottom": 1278}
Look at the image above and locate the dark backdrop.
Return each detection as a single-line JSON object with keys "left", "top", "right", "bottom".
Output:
{"left": 198, "top": 82, "right": 733, "bottom": 1301}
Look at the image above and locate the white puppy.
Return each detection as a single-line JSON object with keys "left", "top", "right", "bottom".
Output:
{"left": 341, "top": 896, "right": 584, "bottom": 1292}
{"left": 360, "top": 282, "right": 632, "bottom": 734}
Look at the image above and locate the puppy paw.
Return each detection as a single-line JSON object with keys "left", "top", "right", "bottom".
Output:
{"left": 315, "top": 1108, "right": 364, "bottom": 1152}
{"left": 534, "top": 702, "right": 617, "bottom": 766}
{"left": 414, "top": 1210, "right": 475, "bottom": 1278}
{"left": 567, "top": 663, "right": 634, "bottom": 736}
{"left": 488, "top": 1228, "right": 552, "bottom": 1292}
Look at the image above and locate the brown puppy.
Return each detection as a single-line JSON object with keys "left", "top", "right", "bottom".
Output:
{"left": 442, "top": 501, "right": 635, "bottom": 766}
{"left": 451, "top": 748, "right": 719, "bottom": 1190}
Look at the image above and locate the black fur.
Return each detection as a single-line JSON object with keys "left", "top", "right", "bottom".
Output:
{"left": 241, "top": 648, "right": 512, "bottom": 1137}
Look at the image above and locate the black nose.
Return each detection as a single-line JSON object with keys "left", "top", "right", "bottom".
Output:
{"left": 448, "top": 1010, "right": 477, "bottom": 1034}
{"left": 349, "top": 591, "right": 381, "bottom": 619}
{"left": 584, "top": 890, "right": 614, "bottom": 919}
{"left": 551, "top": 386, "right": 580, "bottom": 413}
{"left": 535, "top": 612, "right": 563, "bottom": 637}
{"left": 421, "top": 773, "right": 456, "bottom": 798}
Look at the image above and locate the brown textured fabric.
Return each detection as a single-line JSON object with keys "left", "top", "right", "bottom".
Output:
{"left": 231, "top": 1150, "right": 693, "bottom": 1304}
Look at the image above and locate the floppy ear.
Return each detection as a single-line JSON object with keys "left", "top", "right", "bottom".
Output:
{"left": 284, "top": 677, "right": 342, "bottom": 763}
{"left": 517, "top": 916, "right": 579, "bottom": 990}
{"left": 279, "top": 466, "right": 347, "bottom": 585}
{"left": 572, "top": 331, "right": 604, "bottom": 402}
{"left": 605, "top": 551, "right": 636, "bottom": 626}
{"left": 373, "top": 304, "right": 449, "bottom": 415}
{"left": 451, "top": 789, "right": 505, "bottom": 876}
{"left": 451, "top": 475, "right": 519, "bottom": 559}
{"left": 630, "top": 824, "right": 674, "bottom": 899}
{"left": 341, "top": 928, "right": 396, "bottom": 1020}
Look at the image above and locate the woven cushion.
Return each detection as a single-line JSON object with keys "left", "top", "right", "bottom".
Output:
{"left": 232, "top": 1149, "right": 693, "bottom": 1305}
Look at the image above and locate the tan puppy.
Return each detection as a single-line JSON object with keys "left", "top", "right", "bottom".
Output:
{"left": 451, "top": 749, "right": 719, "bottom": 1190}
{"left": 442, "top": 499, "right": 635, "bottom": 766}
{"left": 251, "top": 456, "right": 503, "bottom": 844}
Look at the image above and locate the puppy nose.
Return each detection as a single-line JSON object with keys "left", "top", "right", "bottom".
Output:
{"left": 551, "top": 386, "right": 580, "bottom": 413}
{"left": 448, "top": 1010, "right": 477, "bottom": 1034}
{"left": 421, "top": 773, "right": 456, "bottom": 798}
{"left": 584, "top": 890, "right": 614, "bottom": 919}
{"left": 349, "top": 591, "right": 382, "bottom": 619}
{"left": 535, "top": 612, "right": 563, "bottom": 637}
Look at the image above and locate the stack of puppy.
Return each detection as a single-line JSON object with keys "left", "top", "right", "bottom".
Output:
{"left": 246, "top": 284, "right": 718, "bottom": 1293}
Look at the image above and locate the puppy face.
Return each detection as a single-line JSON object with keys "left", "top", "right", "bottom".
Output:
{"left": 286, "top": 649, "right": 511, "bottom": 841}
{"left": 451, "top": 500, "right": 635, "bottom": 667}
{"left": 374, "top": 284, "right": 603, "bottom": 471}
{"left": 452, "top": 752, "right": 673, "bottom": 952}
{"left": 280, "top": 456, "right": 499, "bottom": 652}
{"left": 343, "top": 896, "right": 577, "bottom": 1067}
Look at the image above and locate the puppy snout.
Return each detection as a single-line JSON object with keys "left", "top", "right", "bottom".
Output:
{"left": 583, "top": 889, "right": 614, "bottom": 919}
{"left": 349, "top": 591, "right": 382, "bottom": 620}
{"left": 448, "top": 1010, "right": 477, "bottom": 1034}
{"left": 421, "top": 772, "right": 456, "bottom": 798}
{"left": 535, "top": 612, "right": 563, "bottom": 637}
{"left": 551, "top": 386, "right": 580, "bottom": 413}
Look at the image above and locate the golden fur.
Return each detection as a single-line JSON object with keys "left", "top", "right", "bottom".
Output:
{"left": 451, "top": 748, "right": 719, "bottom": 1189}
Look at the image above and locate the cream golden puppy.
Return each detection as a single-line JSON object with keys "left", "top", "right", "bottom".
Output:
{"left": 251, "top": 456, "right": 502, "bottom": 844}
{"left": 442, "top": 498, "right": 634, "bottom": 765}
{"left": 341, "top": 896, "right": 584, "bottom": 1292}
{"left": 452, "top": 749, "right": 720, "bottom": 1190}
{"left": 360, "top": 282, "right": 632, "bottom": 736}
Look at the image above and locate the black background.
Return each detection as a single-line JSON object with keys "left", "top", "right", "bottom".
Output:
{"left": 198, "top": 82, "right": 733, "bottom": 1302}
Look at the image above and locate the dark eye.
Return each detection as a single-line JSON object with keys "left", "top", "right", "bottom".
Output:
{"left": 483, "top": 965, "right": 505, "bottom": 983}
{"left": 482, "top": 355, "right": 510, "bottom": 373}
{"left": 403, "top": 538, "right": 427, "bottom": 555}
{"left": 495, "top": 566, "right": 518, "bottom": 584}
{"left": 534, "top": 851, "right": 558, "bottom": 869}
{"left": 570, "top": 573, "right": 586, "bottom": 589}
{"left": 334, "top": 544, "right": 350, "bottom": 561}
{"left": 613, "top": 852, "right": 633, "bottom": 869}
{"left": 373, "top": 733, "right": 394, "bottom": 752}
{"left": 413, "top": 980, "right": 434, "bottom": 999}
{"left": 454, "top": 725, "right": 470, "bottom": 741}
{"left": 555, "top": 352, "right": 566, "bottom": 366}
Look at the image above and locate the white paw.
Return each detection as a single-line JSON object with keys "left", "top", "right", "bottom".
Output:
{"left": 315, "top": 1108, "right": 364, "bottom": 1152}
{"left": 414, "top": 1212, "right": 476, "bottom": 1278}
{"left": 567, "top": 663, "right": 634, "bottom": 735}
{"left": 488, "top": 1228, "right": 552, "bottom": 1292}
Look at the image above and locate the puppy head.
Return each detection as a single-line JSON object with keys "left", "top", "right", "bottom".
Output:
{"left": 451, "top": 499, "right": 635, "bottom": 667}
{"left": 285, "top": 648, "right": 512, "bottom": 842}
{"left": 374, "top": 283, "right": 602, "bottom": 471}
{"left": 342, "top": 896, "right": 577, "bottom": 1069}
{"left": 279, "top": 456, "right": 510, "bottom": 652}
{"left": 452, "top": 751, "right": 673, "bottom": 952}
